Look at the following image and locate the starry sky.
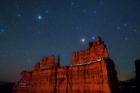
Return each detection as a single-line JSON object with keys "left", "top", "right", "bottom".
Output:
{"left": 0, "top": 0, "right": 140, "bottom": 82}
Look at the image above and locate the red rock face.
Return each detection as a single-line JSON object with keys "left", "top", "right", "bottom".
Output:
{"left": 13, "top": 37, "right": 119, "bottom": 93}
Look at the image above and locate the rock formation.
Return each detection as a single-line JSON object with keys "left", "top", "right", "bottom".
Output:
{"left": 13, "top": 37, "right": 119, "bottom": 93}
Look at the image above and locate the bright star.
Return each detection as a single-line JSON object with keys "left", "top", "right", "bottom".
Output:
{"left": 81, "top": 38, "right": 86, "bottom": 43}
{"left": 37, "top": 15, "right": 42, "bottom": 20}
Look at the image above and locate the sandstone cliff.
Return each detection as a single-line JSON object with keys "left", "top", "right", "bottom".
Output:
{"left": 13, "top": 37, "right": 119, "bottom": 93}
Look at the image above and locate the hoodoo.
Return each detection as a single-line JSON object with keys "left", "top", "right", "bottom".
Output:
{"left": 13, "top": 37, "right": 119, "bottom": 93}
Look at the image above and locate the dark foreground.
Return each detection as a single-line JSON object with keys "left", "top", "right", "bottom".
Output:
{"left": 0, "top": 80, "right": 137, "bottom": 93}
{"left": 0, "top": 82, "right": 14, "bottom": 93}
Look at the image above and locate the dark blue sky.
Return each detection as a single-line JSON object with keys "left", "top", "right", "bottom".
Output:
{"left": 0, "top": 0, "right": 140, "bottom": 82}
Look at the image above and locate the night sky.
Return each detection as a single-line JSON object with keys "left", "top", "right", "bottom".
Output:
{"left": 0, "top": 0, "right": 140, "bottom": 82}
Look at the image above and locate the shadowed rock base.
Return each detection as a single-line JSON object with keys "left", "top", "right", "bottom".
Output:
{"left": 13, "top": 37, "right": 119, "bottom": 93}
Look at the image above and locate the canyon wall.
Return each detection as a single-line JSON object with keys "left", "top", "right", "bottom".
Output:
{"left": 13, "top": 37, "right": 119, "bottom": 93}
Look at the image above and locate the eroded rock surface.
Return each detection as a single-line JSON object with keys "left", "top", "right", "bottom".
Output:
{"left": 13, "top": 37, "right": 119, "bottom": 93}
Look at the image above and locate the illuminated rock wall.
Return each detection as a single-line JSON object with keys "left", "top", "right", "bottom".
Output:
{"left": 13, "top": 37, "right": 119, "bottom": 93}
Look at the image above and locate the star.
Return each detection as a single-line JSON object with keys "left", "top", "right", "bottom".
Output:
{"left": 0, "top": 28, "right": 5, "bottom": 33}
{"left": 124, "top": 37, "right": 128, "bottom": 41}
{"left": 75, "top": 26, "right": 80, "bottom": 30}
{"left": 82, "top": 9, "right": 87, "bottom": 13}
{"left": 99, "top": 0, "right": 104, "bottom": 5}
{"left": 81, "top": 38, "right": 86, "bottom": 43}
{"left": 71, "top": 2, "right": 75, "bottom": 6}
{"left": 116, "top": 26, "right": 121, "bottom": 30}
{"left": 37, "top": 31, "right": 41, "bottom": 34}
{"left": 123, "top": 23, "right": 128, "bottom": 27}
{"left": 17, "top": 13, "right": 22, "bottom": 17}
{"left": 45, "top": 10, "right": 49, "bottom": 14}
{"left": 91, "top": 36, "right": 96, "bottom": 40}
{"left": 27, "top": 58, "right": 32, "bottom": 63}
{"left": 37, "top": 15, "right": 42, "bottom": 20}
{"left": 133, "top": 29, "right": 137, "bottom": 32}
{"left": 93, "top": 10, "right": 97, "bottom": 14}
